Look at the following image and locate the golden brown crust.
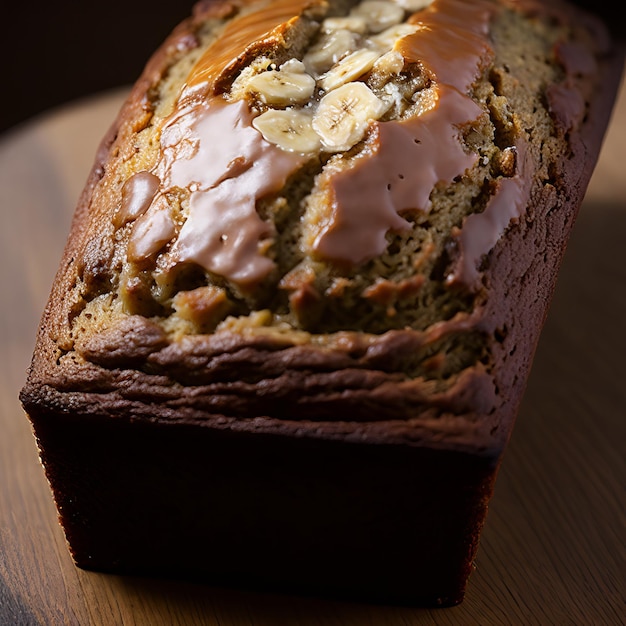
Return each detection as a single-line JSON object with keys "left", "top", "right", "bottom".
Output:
{"left": 21, "top": 0, "right": 624, "bottom": 456}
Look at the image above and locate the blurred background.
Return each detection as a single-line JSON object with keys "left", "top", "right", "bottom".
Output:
{"left": 2, "top": 3, "right": 194, "bottom": 135}
{"left": 1, "top": 1, "right": 623, "bottom": 136}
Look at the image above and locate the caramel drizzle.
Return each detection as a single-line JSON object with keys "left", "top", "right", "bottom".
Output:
{"left": 448, "top": 141, "right": 532, "bottom": 287}
{"left": 126, "top": 0, "right": 550, "bottom": 290}
{"left": 312, "top": 0, "right": 495, "bottom": 265}
{"left": 127, "top": 0, "right": 316, "bottom": 288}
{"left": 156, "top": 99, "right": 307, "bottom": 286}
{"left": 181, "top": 0, "right": 315, "bottom": 99}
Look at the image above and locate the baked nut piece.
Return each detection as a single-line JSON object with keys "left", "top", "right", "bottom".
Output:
{"left": 20, "top": 0, "right": 623, "bottom": 606}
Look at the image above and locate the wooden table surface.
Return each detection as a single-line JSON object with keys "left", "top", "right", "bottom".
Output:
{"left": 1, "top": 81, "right": 624, "bottom": 625}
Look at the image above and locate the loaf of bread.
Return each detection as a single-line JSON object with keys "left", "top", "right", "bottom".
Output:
{"left": 20, "top": 0, "right": 623, "bottom": 607}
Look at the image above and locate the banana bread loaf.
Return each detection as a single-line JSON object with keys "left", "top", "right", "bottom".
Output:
{"left": 20, "top": 0, "right": 623, "bottom": 606}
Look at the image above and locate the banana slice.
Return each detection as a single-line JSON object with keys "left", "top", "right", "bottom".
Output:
{"left": 319, "top": 49, "right": 380, "bottom": 91}
{"left": 351, "top": 1, "right": 405, "bottom": 33}
{"left": 312, "top": 82, "right": 390, "bottom": 152}
{"left": 321, "top": 15, "right": 368, "bottom": 34}
{"left": 303, "top": 29, "right": 358, "bottom": 77}
{"left": 252, "top": 108, "right": 321, "bottom": 154}
{"left": 369, "top": 23, "right": 419, "bottom": 52}
{"left": 391, "top": 0, "right": 434, "bottom": 12}
{"left": 245, "top": 60, "right": 315, "bottom": 106}
{"left": 372, "top": 50, "right": 405, "bottom": 75}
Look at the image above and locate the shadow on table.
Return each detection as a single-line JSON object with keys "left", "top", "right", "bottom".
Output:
{"left": 108, "top": 203, "right": 625, "bottom": 624}
{"left": 467, "top": 199, "right": 626, "bottom": 623}
{"left": 86, "top": 201, "right": 626, "bottom": 625}
{"left": 112, "top": 574, "right": 451, "bottom": 624}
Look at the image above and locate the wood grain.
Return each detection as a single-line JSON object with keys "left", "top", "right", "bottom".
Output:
{"left": 1, "top": 81, "right": 624, "bottom": 625}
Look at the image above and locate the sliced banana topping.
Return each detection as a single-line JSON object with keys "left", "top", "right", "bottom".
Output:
{"left": 373, "top": 50, "right": 405, "bottom": 75}
{"left": 319, "top": 49, "right": 380, "bottom": 91}
{"left": 391, "top": 0, "right": 434, "bottom": 12}
{"left": 234, "top": 0, "right": 430, "bottom": 156}
{"left": 369, "top": 23, "right": 420, "bottom": 52}
{"left": 252, "top": 109, "right": 322, "bottom": 154}
{"left": 245, "top": 59, "right": 316, "bottom": 106}
{"left": 312, "top": 83, "right": 390, "bottom": 152}
{"left": 350, "top": 0, "right": 404, "bottom": 33}
{"left": 322, "top": 15, "right": 368, "bottom": 34}
{"left": 302, "top": 29, "right": 359, "bottom": 76}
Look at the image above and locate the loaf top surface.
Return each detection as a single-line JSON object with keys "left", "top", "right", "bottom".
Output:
{"left": 21, "top": 0, "right": 623, "bottom": 453}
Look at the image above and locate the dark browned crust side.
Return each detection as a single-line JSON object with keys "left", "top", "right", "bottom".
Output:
{"left": 19, "top": 0, "right": 625, "bottom": 607}
{"left": 26, "top": 405, "right": 498, "bottom": 607}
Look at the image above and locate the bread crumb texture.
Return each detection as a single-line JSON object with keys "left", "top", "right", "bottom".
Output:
{"left": 53, "top": 0, "right": 607, "bottom": 413}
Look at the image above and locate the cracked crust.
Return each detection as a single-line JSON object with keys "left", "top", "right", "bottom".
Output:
{"left": 21, "top": 0, "right": 623, "bottom": 455}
